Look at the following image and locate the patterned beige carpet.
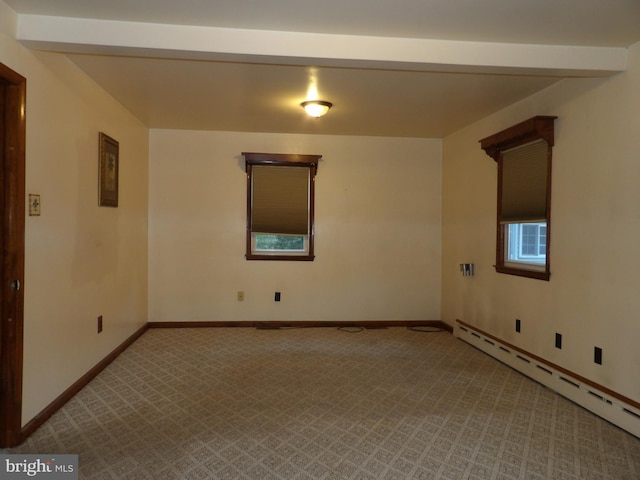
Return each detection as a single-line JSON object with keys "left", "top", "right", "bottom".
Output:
{"left": 8, "top": 327, "right": 640, "bottom": 479}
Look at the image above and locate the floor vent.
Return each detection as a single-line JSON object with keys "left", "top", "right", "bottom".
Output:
{"left": 455, "top": 320, "right": 640, "bottom": 439}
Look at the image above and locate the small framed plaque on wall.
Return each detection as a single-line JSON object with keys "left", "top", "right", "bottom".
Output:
{"left": 98, "top": 132, "right": 119, "bottom": 207}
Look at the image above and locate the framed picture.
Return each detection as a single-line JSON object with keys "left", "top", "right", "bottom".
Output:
{"left": 99, "top": 132, "right": 119, "bottom": 207}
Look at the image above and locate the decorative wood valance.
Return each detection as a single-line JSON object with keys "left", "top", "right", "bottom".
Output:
{"left": 479, "top": 116, "right": 557, "bottom": 162}
{"left": 242, "top": 152, "right": 321, "bottom": 171}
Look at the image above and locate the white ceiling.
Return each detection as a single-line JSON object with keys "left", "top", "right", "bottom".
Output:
{"left": 6, "top": 0, "right": 640, "bottom": 137}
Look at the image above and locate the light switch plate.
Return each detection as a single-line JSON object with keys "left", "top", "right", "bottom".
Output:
{"left": 29, "top": 194, "right": 41, "bottom": 216}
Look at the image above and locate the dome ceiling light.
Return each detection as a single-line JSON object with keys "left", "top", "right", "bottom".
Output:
{"left": 301, "top": 100, "right": 332, "bottom": 118}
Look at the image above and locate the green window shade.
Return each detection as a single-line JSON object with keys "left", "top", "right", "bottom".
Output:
{"left": 501, "top": 139, "right": 549, "bottom": 223}
{"left": 251, "top": 165, "right": 309, "bottom": 235}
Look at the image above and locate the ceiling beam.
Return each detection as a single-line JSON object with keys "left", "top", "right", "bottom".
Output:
{"left": 16, "top": 14, "right": 627, "bottom": 77}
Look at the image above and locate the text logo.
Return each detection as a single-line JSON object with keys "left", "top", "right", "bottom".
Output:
{"left": 0, "top": 455, "right": 78, "bottom": 479}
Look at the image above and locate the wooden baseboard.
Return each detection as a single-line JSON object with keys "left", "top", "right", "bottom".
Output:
{"left": 148, "top": 320, "right": 453, "bottom": 332}
{"left": 20, "top": 323, "right": 149, "bottom": 442}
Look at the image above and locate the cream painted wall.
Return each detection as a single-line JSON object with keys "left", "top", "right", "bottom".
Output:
{"left": 149, "top": 130, "right": 441, "bottom": 323}
{"left": 6, "top": 0, "right": 637, "bottom": 432}
{"left": 442, "top": 41, "right": 640, "bottom": 403}
{"left": 1, "top": 1, "right": 149, "bottom": 425}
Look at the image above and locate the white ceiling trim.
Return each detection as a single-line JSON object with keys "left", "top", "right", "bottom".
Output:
{"left": 16, "top": 14, "right": 628, "bottom": 77}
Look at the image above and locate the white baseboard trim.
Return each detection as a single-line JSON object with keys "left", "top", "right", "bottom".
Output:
{"left": 455, "top": 320, "right": 640, "bottom": 439}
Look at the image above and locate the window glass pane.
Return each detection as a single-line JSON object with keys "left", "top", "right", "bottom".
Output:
{"left": 539, "top": 226, "right": 547, "bottom": 255}
{"left": 521, "top": 224, "right": 539, "bottom": 256}
{"left": 255, "top": 234, "right": 305, "bottom": 252}
{"left": 506, "top": 222, "right": 547, "bottom": 266}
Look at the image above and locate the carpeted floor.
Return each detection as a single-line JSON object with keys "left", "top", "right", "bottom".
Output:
{"left": 7, "top": 327, "right": 640, "bottom": 479}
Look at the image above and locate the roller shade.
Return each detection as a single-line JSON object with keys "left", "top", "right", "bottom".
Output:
{"left": 500, "top": 139, "right": 549, "bottom": 223}
{"left": 251, "top": 165, "right": 309, "bottom": 235}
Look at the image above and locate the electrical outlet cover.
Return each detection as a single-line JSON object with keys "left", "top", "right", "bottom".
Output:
{"left": 594, "top": 347, "right": 603, "bottom": 365}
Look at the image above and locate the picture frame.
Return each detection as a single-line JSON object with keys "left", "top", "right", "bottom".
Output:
{"left": 98, "top": 132, "right": 119, "bottom": 207}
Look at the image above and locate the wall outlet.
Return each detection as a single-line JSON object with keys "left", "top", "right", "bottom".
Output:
{"left": 515, "top": 319, "right": 521, "bottom": 333}
{"left": 97, "top": 315, "right": 103, "bottom": 333}
{"left": 275, "top": 292, "right": 281, "bottom": 302}
{"left": 237, "top": 291, "right": 244, "bottom": 301}
{"left": 555, "top": 333, "right": 562, "bottom": 349}
{"left": 594, "top": 346, "right": 603, "bottom": 365}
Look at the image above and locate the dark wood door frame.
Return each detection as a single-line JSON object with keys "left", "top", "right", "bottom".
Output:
{"left": 0, "top": 62, "right": 26, "bottom": 448}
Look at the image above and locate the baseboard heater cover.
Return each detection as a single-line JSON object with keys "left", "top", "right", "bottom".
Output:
{"left": 456, "top": 320, "right": 640, "bottom": 439}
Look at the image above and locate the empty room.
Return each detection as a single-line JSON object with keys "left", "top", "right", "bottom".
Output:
{"left": 1, "top": 1, "right": 639, "bottom": 479}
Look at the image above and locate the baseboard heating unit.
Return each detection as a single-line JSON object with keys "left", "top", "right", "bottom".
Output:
{"left": 455, "top": 319, "right": 640, "bottom": 438}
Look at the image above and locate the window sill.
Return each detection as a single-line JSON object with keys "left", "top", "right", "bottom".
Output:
{"left": 246, "top": 254, "right": 315, "bottom": 261}
{"left": 495, "top": 265, "right": 550, "bottom": 281}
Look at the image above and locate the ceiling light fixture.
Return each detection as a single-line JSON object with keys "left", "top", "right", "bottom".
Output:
{"left": 301, "top": 100, "right": 332, "bottom": 118}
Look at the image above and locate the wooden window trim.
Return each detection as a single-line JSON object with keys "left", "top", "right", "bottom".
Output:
{"left": 479, "top": 116, "right": 556, "bottom": 162}
{"left": 479, "top": 116, "right": 556, "bottom": 281}
{"left": 243, "top": 152, "right": 320, "bottom": 261}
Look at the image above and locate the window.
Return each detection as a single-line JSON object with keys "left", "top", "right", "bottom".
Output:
{"left": 243, "top": 152, "right": 320, "bottom": 261}
{"left": 506, "top": 222, "right": 547, "bottom": 264}
{"left": 479, "top": 116, "right": 556, "bottom": 280}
